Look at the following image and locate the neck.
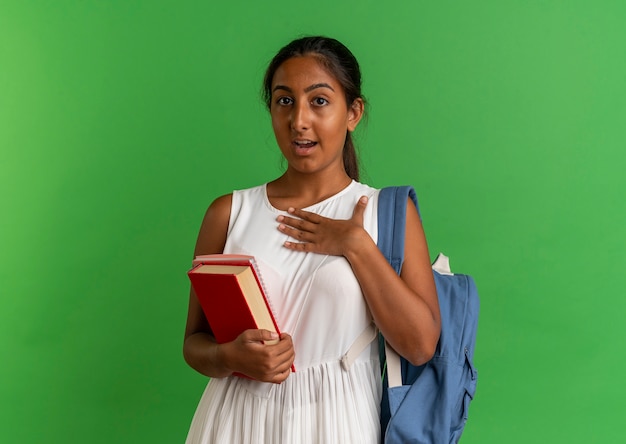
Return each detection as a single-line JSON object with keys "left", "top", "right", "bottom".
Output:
{"left": 267, "top": 168, "right": 353, "bottom": 210}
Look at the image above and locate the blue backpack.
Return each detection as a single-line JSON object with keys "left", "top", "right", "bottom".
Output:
{"left": 377, "top": 186, "right": 479, "bottom": 444}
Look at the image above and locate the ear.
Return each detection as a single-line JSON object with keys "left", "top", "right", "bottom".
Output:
{"left": 347, "top": 98, "right": 365, "bottom": 132}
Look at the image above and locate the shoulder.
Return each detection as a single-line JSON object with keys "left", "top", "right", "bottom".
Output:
{"left": 193, "top": 182, "right": 269, "bottom": 255}
{"left": 194, "top": 193, "right": 233, "bottom": 255}
{"left": 349, "top": 181, "right": 379, "bottom": 203}
{"left": 351, "top": 180, "right": 379, "bottom": 194}
{"left": 203, "top": 193, "right": 232, "bottom": 227}
{"left": 205, "top": 182, "right": 266, "bottom": 218}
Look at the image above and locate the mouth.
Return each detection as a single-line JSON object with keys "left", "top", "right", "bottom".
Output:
{"left": 292, "top": 139, "right": 318, "bottom": 154}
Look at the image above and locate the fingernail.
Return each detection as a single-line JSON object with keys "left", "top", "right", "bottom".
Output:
{"left": 360, "top": 196, "right": 368, "bottom": 204}
{"left": 277, "top": 215, "right": 284, "bottom": 222}
{"left": 288, "top": 207, "right": 295, "bottom": 213}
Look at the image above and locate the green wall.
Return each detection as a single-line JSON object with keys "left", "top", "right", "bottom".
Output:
{"left": 1, "top": 1, "right": 624, "bottom": 442}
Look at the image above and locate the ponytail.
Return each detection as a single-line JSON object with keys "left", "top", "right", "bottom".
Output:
{"left": 343, "top": 132, "right": 359, "bottom": 181}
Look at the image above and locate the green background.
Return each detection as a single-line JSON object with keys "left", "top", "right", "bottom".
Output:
{"left": 1, "top": 0, "right": 624, "bottom": 442}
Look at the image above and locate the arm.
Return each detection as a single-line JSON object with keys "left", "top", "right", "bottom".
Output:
{"left": 183, "top": 194, "right": 295, "bottom": 382}
{"left": 345, "top": 197, "right": 440, "bottom": 365}
{"left": 277, "top": 196, "right": 440, "bottom": 366}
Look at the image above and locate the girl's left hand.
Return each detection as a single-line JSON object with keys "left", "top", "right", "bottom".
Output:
{"left": 276, "top": 196, "right": 370, "bottom": 257}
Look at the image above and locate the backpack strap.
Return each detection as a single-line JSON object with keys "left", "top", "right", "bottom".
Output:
{"left": 340, "top": 321, "right": 378, "bottom": 371}
{"left": 377, "top": 186, "right": 419, "bottom": 388}
{"left": 377, "top": 187, "right": 419, "bottom": 275}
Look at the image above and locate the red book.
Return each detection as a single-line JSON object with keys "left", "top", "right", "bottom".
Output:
{"left": 187, "top": 254, "right": 295, "bottom": 376}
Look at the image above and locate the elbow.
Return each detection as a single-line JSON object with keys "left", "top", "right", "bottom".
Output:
{"left": 182, "top": 338, "right": 193, "bottom": 368}
{"left": 405, "top": 343, "right": 436, "bottom": 367}
{"left": 182, "top": 332, "right": 204, "bottom": 369}
{"left": 402, "top": 344, "right": 434, "bottom": 367}
{"left": 403, "top": 329, "right": 440, "bottom": 367}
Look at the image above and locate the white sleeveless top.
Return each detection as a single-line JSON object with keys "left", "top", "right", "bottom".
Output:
{"left": 186, "top": 181, "right": 382, "bottom": 444}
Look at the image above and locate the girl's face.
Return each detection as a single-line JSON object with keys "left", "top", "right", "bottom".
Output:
{"left": 270, "top": 55, "right": 363, "bottom": 177}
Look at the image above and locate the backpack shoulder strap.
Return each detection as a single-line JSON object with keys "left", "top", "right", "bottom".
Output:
{"left": 377, "top": 186, "right": 419, "bottom": 388}
{"left": 377, "top": 186, "right": 419, "bottom": 275}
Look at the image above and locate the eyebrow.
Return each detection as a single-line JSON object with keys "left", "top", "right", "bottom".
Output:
{"left": 272, "top": 83, "right": 335, "bottom": 93}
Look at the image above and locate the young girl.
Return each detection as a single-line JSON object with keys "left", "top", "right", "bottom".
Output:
{"left": 183, "top": 36, "right": 440, "bottom": 444}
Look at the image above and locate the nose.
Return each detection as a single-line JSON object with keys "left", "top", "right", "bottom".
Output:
{"left": 290, "top": 101, "right": 310, "bottom": 131}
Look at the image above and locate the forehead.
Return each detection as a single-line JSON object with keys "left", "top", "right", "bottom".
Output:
{"left": 272, "top": 55, "right": 341, "bottom": 90}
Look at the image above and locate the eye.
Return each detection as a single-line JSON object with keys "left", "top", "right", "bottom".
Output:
{"left": 276, "top": 97, "right": 293, "bottom": 106}
{"left": 312, "top": 97, "right": 329, "bottom": 106}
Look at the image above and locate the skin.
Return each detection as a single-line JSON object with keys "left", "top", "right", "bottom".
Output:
{"left": 183, "top": 55, "right": 440, "bottom": 384}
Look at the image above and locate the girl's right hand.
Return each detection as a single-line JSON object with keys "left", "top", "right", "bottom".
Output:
{"left": 221, "top": 330, "right": 295, "bottom": 384}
